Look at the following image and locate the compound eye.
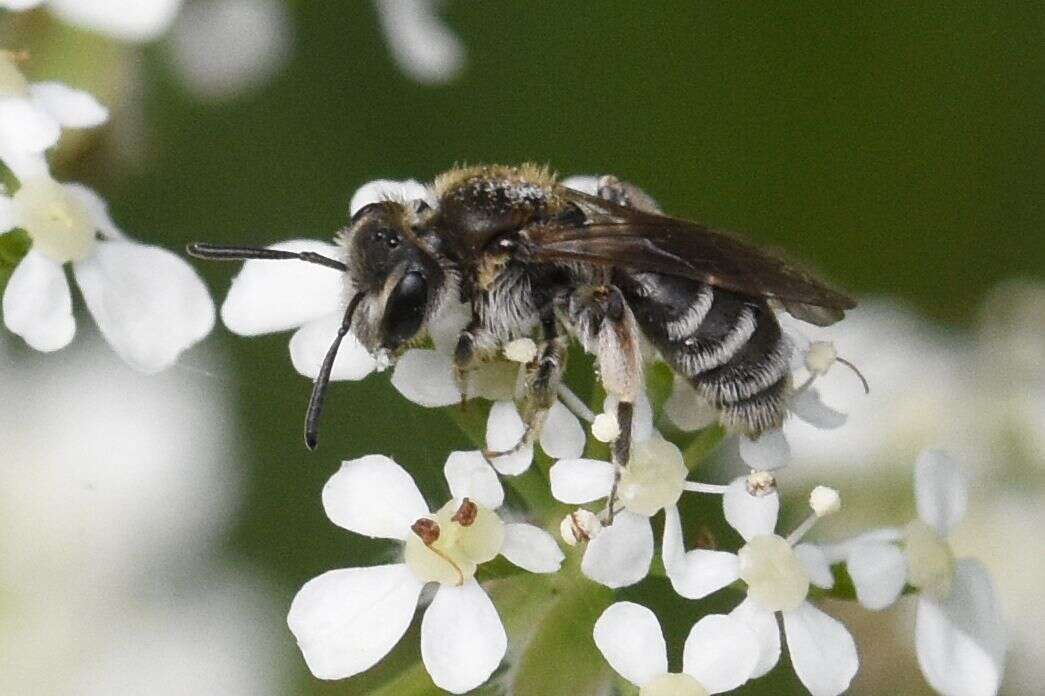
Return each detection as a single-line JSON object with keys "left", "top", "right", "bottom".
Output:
{"left": 381, "top": 271, "right": 428, "bottom": 350}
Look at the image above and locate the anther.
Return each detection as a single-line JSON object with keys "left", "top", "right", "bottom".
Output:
{"left": 411, "top": 518, "right": 440, "bottom": 545}
{"left": 451, "top": 498, "right": 478, "bottom": 527}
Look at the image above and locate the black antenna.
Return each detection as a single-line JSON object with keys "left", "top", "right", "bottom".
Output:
{"left": 305, "top": 291, "right": 365, "bottom": 450}
{"left": 186, "top": 242, "right": 347, "bottom": 272}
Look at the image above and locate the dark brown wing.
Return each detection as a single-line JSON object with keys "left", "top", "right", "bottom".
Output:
{"left": 528, "top": 187, "right": 855, "bottom": 326}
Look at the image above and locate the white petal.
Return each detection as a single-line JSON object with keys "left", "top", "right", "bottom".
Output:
{"left": 539, "top": 399, "right": 585, "bottom": 459}
{"left": 581, "top": 510, "right": 653, "bottom": 588}
{"left": 782, "top": 603, "right": 858, "bottom": 696}
{"left": 730, "top": 598, "right": 781, "bottom": 678}
{"left": 289, "top": 313, "right": 377, "bottom": 381}
{"left": 0, "top": 1, "right": 45, "bottom": 10}
{"left": 662, "top": 505, "right": 740, "bottom": 599}
{"left": 794, "top": 544, "right": 834, "bottom": 590}
{"left": 915, "top": 558, "right": 1005, "bottom": 696}
{"left": 682, "top": 614, "right": 760, "bottom": 693}
{"left": 723, "top": 477, "right": 780, "bottom": 540}
{"left": 73, "top": 240, "right": 215, "bottom": 372}
{"left": 846, "top": 541, "right": 906, "bottom": 610}
{"left": 548, "top": 458, "right": 614, "bottom": 504}
{"left": 322, "top": 455, "right": 428, "bottom": 539}
{"left": 738, "top": 430, "right": 791, "bottom": 470}
{"left": 390, "top": 348, "right": 461, "bottom": 406}
{"left": 560, "top": 174, "right": 600, "bottom": 195}
{"left": 421, "top": 581, "right": 507, "bottom": 694}
{"left": 2, "top": 249, "right": 75, "bottom": 351}
{"left": 593, "top": 601, "right": 667, "bottom": 686}
{"left": 46, "top": 0, "right": 183, "bottom": 42}
{"left": 375, "top": 0, "right": 465, "bottom": 85}
{"left": 28, "top": 82, "right": 108, "bottom": 128}
{"left": 349, "top": 178, "right": 428, "bottom": 216}
{"left": 220, "top": 239, "right": 345, "bottom": 335}
{"left": 427, "top": 297, "right": 470, "bottom": 352}
{"left": 64, "top": 183, "right": 123, "bottom": 240}
{"left": 818, "top": 527, "right": 904, "bottom": 564}
{"left": 0, "top": 96, "right": 60, "bottom": 154}
{"left": 914, "top": 449, "right": 967, "bottom": 535}
{"left": 484, "top": 400, "right": 533, "bottom": 475}
{"left": 790, "top": 387, "right": 847, "bottom": 429}
{"left": 500, "top": 523, "right": 563, "bottom": 573}
{"left": 443, "top": 450, "right": 503, "bottom": 509}
{"left": 287, "top": 564, "right": 423, "bottom": 680}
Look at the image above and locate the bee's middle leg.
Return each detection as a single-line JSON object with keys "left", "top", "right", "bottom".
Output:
{"left": 483, "top": 307, "right": 567, "bottom": 461}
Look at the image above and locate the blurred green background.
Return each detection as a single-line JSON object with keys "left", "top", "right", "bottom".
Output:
{"left": 4, "top": 1, "right": 1042, "bottom": 694}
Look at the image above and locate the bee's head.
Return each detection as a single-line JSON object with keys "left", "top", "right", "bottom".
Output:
{"left": 343, "top": 200, "right": 445, "bottom": 353}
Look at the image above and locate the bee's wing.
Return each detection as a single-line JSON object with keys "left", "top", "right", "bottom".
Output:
{"left": 530, "top": 188, "right": 855, "bottom": 326}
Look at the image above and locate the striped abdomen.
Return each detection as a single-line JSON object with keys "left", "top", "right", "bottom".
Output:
{"left": 620, "top": 271, "right": 792, "bottom": 435}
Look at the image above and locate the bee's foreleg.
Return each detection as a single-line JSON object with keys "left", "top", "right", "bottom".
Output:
{"left": 566, "top": 285, "right": 644, "bottom": 522}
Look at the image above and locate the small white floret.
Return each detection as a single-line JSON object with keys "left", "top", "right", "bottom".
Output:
{"left": 809, "top": 486, "right": 841, "bottom": 517}
{"left": 559, "top": 509, "right": 601, "bottom": 546}
{"left": 804, "top": 341, "right": 837, "bottom": 375}
{"left": 591, "top": 412, "right": 621, "bottom": 443}
{"left": 502, "top": 337, "right": 537, "bottom": 363}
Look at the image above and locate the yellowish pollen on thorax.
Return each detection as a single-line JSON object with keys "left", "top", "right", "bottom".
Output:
{"left": 640, "top": 673, "right": 709, "bottom": 696}
{"left": 619, "top": 436, "right": 687, "bottom": 517}
{"left": 739, "top": 534, "right": 810, "bottom": 612}
{"left": 14, "top": 177, "right": 96, "bottom": 263}
{"left": 904, "top": 520, "right": 955, "bottom": 599}
{"left": 404, "top": 499, "right": 504, "bottom": 585}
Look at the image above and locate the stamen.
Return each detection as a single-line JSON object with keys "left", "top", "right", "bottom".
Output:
{"left": 787, "top": 513, "right": 819, "bottom": 546}
{"left": 837, "top": 356, "right": 870, "bottom": 394}
{"left": 746, "top": 471, "right": 777, "bottom": 496}
{"left": 556, "top": 383, "right": 596, "bottom": 423}
{"left": 450, "top": 498, "right": 478, "bottom": 526}
{"left": 684, "top": 481, "right": 728, "bottom": 494}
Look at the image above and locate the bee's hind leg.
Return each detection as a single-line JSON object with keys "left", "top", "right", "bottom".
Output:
{"left": 566, "top": 284, "right": 644, "bottom": 523}
{"left": 482, "top": 307, "right": 567, "bottom": 462}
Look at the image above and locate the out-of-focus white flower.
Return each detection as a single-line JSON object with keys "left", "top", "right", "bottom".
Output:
{"left": 830, "top": 450, "right": 1006, "bottom": 696}
{"left": 0, "top": 52, "right": 108, "bottom": 179}
{"left": 663, "top": 477, "right": 857, "bottom": 696}
{"left": 1, "top": 0, "right": 185, "bottom": 42}
{"left": 549, "top": 435, "right": 689, "bottom": 588}
{"left": 1, "top": 176, "right": 214, "bottom": 371}
{"left": 559, "top": 174, "right": 600, "bottom": 195}
{"left": 593, "top": 602, "right": 759, "bottom": 695}
{"left": 374, "top": 0, "right": 465, "bottom": 85}
{"left": 167, "top": 0, "right": 292, "bottom": 100}
{"left": 0, "top": 336, "right": 287, "bottom": 694}
{"left": 287, "top": 452, "right": 562, "bottom": 693}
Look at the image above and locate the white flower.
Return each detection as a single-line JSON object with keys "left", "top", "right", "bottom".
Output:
{"left": 166, "top": 0, "right": 292, "bottom": 100}
{"left": 663, "top": 477, "right": 858, "bottom": 696}
{"left": 287, "top": 452, "right": 563, "bottom": 693}
{"left": 1, "top": 176, "right": 214, "bottom": 371}
{"left": 0, "top": 52, "right": 107, "bottom": 179}
{"left": 593, "top": 602, "right": 759, "bottom": 695}
{"left": 831, "top": 450, "right": 1006, "bottom": 696}
{"left": 484, "top": 398, "right": 585, "bottom": 475}
{"left": 373, "top": 0, "right": 465, "bottom": 85}
{"left": 1, "top": 0, "right": 186, "bottom": 42}
{"left": 549, "top": 435, "right": 688, "bottom": 588}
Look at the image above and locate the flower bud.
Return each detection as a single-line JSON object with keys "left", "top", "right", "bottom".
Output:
{"left": 591, "top": 412, "right": 621, "bottom": 443}
{"left": 805, "top": 341, "right": 837, "bottom": 375}
{"left": 503, "top": 337, "right": 537, "bottom": 363}
{"left": 809, "top": 485, "right": 841, "bottom": 517}
{"left": 559, "top": 509, "right": 601, "bottom": 546}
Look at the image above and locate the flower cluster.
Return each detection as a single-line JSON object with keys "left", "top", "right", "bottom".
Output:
{"left": 203, "top": 179, "right": 1004, "bottom": 694}
{"left": 0, "top": 52, "right": 214, "bottom": 370}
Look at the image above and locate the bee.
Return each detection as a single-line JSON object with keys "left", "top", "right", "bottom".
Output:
{"left": 188, "top": 164, "right": 854, "bottom": 482}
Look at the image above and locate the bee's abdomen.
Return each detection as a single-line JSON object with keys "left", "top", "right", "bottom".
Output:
{"left": 622, "top": 273, "right": 792, "bottom": 435}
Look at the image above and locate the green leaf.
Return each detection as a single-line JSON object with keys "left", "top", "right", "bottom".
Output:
{"left": 0, "top": 228, "right": 31, "bottom": 296}
{"left": 510, "top": 567, "right": 615, "bottom": 696}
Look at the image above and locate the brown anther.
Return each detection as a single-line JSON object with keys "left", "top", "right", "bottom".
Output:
{"left": 746, "top": 470, "right": 777, "bottom": 497}
{"left": 451, "top": 498, "right": 478, "bottom": 527}
{"left": 410, "top": 518, "right": 440, "bottom": 545}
